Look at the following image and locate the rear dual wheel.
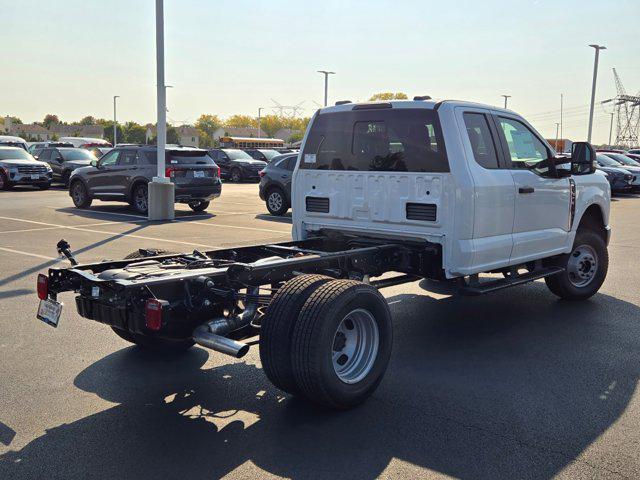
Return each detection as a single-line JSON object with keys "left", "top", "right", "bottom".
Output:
{"left": 260, "top": 276, "right": 392, "bottom": 409}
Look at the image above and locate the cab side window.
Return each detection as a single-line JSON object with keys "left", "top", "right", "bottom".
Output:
{"left": 463, "top": 113, "right": 499, "bottom": 169}
{"left": 99, "top": 150, "right": 119, "bottom": 167}
{"left": 498, "top": 117, "right": 548, "bottom": 171}
{"left": 118, "top": 150, "right": 138, "bottom": 166}
{"left": 39, "top": 149, "right": 52, "bottom": 161}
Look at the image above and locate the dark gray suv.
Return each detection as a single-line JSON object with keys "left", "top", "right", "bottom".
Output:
{"left": 69, "top": 146, "right": 221, "bottom": 214}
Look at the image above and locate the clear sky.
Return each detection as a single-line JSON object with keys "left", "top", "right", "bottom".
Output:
{"left": 1, "top": 0, "right": 639, "bottom": 143}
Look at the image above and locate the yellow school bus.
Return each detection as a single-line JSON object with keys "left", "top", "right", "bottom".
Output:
{"left": 219, "top": 136, "right": 284, "bottom": 149}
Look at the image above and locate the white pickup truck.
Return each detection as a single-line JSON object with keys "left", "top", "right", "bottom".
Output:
{"left": 37, "top": 99, "right": 610, "bottom": 410}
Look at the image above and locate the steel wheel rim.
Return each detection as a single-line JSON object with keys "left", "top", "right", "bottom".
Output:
{"left": 567, "top": 244, "right": 598, "bottom": 287}
{"left": 268, "top": 191, "right": 283, "bottom": 212}
{"left": 135, "top": 186, "right": 148, "bottom": 211}
{"left": 73, "top": 183, "right": 84, "bottom": 204}
{"left": 232, "top": 170, "right": 241, "bottom": 182}
{"left": 332, "top": 308, "right": 379, "bottom": 384}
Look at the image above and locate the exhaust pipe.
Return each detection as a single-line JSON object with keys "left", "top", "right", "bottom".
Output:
{"left": 192, "top": 326, "right": 250, "bottom": 358}
{"left": 192, "top": 287, "right": 259, "bottom": 358}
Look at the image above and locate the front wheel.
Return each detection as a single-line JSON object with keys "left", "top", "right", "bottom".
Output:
{"left": 0, "top": 171, "right": 9, "bottom": 190}
{"left": 71, "top": 181, "right": 92, "bottom": 208}
{"left": 545, "top": 229, "right": 608, "bottom": 300}
{"left": 188, "top": 200, "right": 210, "bottom": 212}
{"left": 131, "top": 183, "right": 148, "bottom": 214}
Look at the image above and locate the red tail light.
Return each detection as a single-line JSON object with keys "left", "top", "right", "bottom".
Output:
{"left": 258, "top": 169, "right": 265, "bottom": 178}
{"left": 216, "top": 166, "right": 221, "bottom": 177}
{"left": 145, "top": 299, "right": 163, "bottom": 331}
{"left": 37, "top": 274, "right": 49, "bottom": 300}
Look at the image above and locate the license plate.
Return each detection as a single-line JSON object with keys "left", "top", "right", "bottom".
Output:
{"left": 194, "top": 171, "right": 205, "bottom": 178}
{"left": 31, "top": 174, "right": 40, "bottom": 180}
{"left": 37, "top": 299, "right": 63, "bottom": 327}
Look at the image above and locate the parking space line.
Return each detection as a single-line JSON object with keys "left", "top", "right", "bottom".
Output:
{"left": 0, "top": 246, "right": 60, "bottom": 261}
{"left": 42, "top": 207, "right": 289, "bottom": 234}
{"left": 0, "top": 216, "right": 216, "bottom": 249}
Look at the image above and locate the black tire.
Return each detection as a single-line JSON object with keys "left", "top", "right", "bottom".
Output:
{"left": 188, "top": 200, "right": 210, "bottom": 212}
{"left": 124, "top": 248, "right": 177, "bottom": 259}
{"left": 37, "top": 182, "right": 51, "bottom": 190}
{"left": 545, "top": 228, "right": 608, "bottom": 301}
{"left": 131, "top": 183, "right": 148, "bottom": 214}
{"left": 0, "top": 171, "right": 9, "bottom": 190}
{"left": 111, "top": 327, "right": 194, "bottom": 353}
{"left": 62, "top": 170, "right": 71, "bottom": 188}
{"left": 260, "top": 274, "right": 331, "bottom": 395}
{"left": 230, "top": 168, "right": 242, "bottom": 183}
{"left": 70, "top": 180, "right": 92, "bottom": 208}
{"left": 265, "top": 187, "right": 289, "bottom": 216}
{"left": 291, "top": 280, "right": 393, "bottom": 409}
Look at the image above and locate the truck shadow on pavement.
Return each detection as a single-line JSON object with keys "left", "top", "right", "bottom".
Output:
{"left": 1, "top": 284, "right": 638, "bottom": 479}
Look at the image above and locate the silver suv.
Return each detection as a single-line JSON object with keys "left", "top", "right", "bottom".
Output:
{"left": 0, "top": 146, "right": 53, "bottom": 190}
{"left": 68, "top": 146, "right": 222, "bottom": 214}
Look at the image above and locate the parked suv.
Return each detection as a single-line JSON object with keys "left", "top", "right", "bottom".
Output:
{"left": 258, "top": 153, "right": 297, "bottom": 215}
{"left": 595, "top": 154, "right": 635, "bottom": 193}
{"left": 0, "top": 146, "right": 52, "bottom": 190}
{"left": 207, "top": 148, "right": 266, "bottom": 182}
{"left": 37, "top": 147, "right": 97, "bottom": 186}
{"left": 69, "top": 146, "right": 221, "bottom": 214}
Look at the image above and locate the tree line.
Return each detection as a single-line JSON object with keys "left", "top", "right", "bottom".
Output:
{"left": 2, "top": 93, "right": 409, "bottom": 145}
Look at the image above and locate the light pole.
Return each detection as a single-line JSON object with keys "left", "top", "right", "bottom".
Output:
{"left": 608, "top": 112, "right": 615, "bottom": 147}
{"left": 317, "top": 70, "right": 335, "bottom": 107}
{"left": 113, "top": 96, "right": 119, "bottom": 146}
{"left": 148, "top": 0, "right": 174, "bottom": 221}
{"left": 587, "top": 44, "right": 606, "bottom": 143}
{"left": 560, "top": 93, "right": 563, "bottom": 142}
{"left": 501, "top": 95, "right": 511, "bottom": 109}
{"left": 257, "top": 107, "right": 264, "bottom": 138}
{"left": 554, "top": 122, "right": 560, "bottom": 150}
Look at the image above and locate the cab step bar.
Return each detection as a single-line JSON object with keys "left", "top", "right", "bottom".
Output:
{"left": 458, "top": 266, "right": 565, "bottom": 296}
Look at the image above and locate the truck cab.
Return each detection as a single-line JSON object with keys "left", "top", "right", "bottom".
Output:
{"left": 293, "top": 99, "right": 610, "bottom": 280}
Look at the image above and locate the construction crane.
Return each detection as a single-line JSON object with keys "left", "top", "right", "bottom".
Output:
{"left": 612, "top": 68, "right": 640, "bottom": 147}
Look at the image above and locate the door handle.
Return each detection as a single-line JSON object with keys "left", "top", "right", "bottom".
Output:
{"left": 519, "top": 186, "right": 535, "bottom": 194}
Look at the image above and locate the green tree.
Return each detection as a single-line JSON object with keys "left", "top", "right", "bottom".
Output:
{"left": 102, "top": 120, "right": 124, "bottom": 145}
{"left": 224, "top": 115, "right": 256, "bottom": 129}
{"left": 258, "top": 114, "right": 285, "bottom": 138}
{"left": 43, "top": 114, "right": 60, "bottom": 128}
{"left": 122, "top": 122, "right": 146, "bottom": 144}
{"left": 167, "top": 126, "right": 179, "bottom": 144}
{"left": 195, "top": 114, "right": 222, "bottom": 148}
{"left": 79, "top": 116, "right": 96, "bottom": 125}
{"left": 368, "top": 92, "right": 408, "bottom": 101}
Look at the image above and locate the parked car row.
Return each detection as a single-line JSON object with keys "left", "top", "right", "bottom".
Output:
{"left": 595, "top": 150, "right": 640, "bottom": 193}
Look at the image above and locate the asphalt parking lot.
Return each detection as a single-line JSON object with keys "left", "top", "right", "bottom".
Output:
{"left": 0, "top": 184, "right": 639, "bottom": 479}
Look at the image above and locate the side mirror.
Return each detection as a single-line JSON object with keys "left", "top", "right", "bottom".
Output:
{"left": 90, "top": 159, "right": 98, "bottom": 168}
{"left": 571, "top": 142, "right": 596, "bottom": 175}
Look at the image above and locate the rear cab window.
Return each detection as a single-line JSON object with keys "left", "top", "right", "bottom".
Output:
{"left": 301, "top": 108, "right": 448, "bottom": 172}
{"left": 143, "top": 150, "right": 216, "bottom": 165}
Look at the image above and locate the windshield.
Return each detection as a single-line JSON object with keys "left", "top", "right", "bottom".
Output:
{"left": 145, "top": 150, "right": 215, "bottom": 165}
{"left": 60, "top": 149, "right": 96, "bottom": 161}
{"left": 596, "top": 154, "right": 622, "bottom": 167}
{"left": 259, "top": 149, "right": 280, "bottom": 161}
{"left": 606, "top": 153, "right": 640, "bottom": 167}
{"left": 224, "top": 149, "right": 254, "bottom": 160}
{"left": 0, "top": 148, "right": 32, "bottom": 160}
{"left": 301, "top": 108, "right": 448, "bottom": 172}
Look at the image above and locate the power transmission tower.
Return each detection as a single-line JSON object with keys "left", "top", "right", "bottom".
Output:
{"left": 270, "top": 99, "right": 305, "bottom": 118}
{"left": 612, "top": 68, "right": 640, "bottom": 147}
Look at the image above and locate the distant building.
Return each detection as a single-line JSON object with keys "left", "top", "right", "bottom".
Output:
{"left": 145, "top": 125, "right": 200, "bottom": 147}
{"left": 2, "top": 116, "right": 104, "bottom": 141}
